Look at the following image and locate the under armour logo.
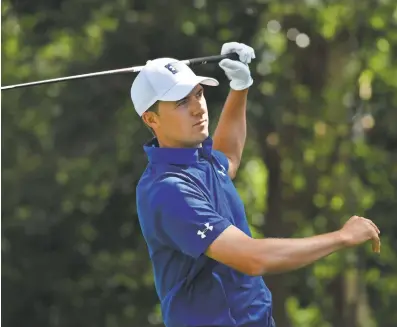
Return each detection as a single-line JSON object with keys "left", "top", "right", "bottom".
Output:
{"left": 197, "top": 223, "right": 213, "bottom": 239}
{"left": 218, "top": 165, "right": 226, "bottom": 176}
{"left": 165, "top": 63, "right": 179, "bottom": 74}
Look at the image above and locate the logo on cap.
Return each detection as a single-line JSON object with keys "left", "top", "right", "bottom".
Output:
{"left": 165, "top": 63, "right": 179, "bottom": 74}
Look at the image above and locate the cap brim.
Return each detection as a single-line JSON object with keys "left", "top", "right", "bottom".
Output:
{"left": 160, "top": 76, "right": 219, "bottom": 101}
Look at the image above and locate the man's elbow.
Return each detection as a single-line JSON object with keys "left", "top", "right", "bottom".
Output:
{"left": 240, "top": 256, "right": 268, "bottom": 276}
{"left": 233, "top": 242, "right": 270, "bottom": 276}
{"left": 244, "top": 252, "right": 285, "bottom": 276}
{"left": 248, "top": 256, "right": 293, "bottom": 276}
{"left": 227, "top": 159, "right": 240, "bottom": 180}
{"left": 228, "top": 170, "right": 237, "bottom": 180}
{"left": 244, "top": 266, "right": 263, "bottom": 276}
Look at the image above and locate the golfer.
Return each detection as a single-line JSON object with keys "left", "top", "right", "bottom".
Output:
{"left": 131, "top": 42, "right": 380, "bottom": 327}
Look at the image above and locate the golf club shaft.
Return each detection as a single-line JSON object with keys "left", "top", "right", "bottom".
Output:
{"left": 1, "top": 53, "right": 239, "bottom": 91}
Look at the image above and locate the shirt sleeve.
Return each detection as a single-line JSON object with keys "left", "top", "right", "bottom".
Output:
{"left": 211, "top": 149, "right": 230, "bottom": 174}
{"left": 151, "top": 176, "right": 232, "bottom": 259}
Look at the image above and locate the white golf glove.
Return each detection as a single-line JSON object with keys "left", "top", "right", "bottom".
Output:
{"left": 219, "top": 42, "right": 255, "bottom": 91}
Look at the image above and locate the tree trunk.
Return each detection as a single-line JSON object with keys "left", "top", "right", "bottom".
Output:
{"left": 260, "top": 140, "right": 292, "bottom": 327}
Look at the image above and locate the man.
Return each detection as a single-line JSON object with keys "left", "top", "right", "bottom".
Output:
{"left": 130, "top": 42, "right": 380, "bottom": 327}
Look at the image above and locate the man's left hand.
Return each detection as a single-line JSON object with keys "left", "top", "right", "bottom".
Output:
{"left": 219, "top": 42, "right": 255, "bottom": 91}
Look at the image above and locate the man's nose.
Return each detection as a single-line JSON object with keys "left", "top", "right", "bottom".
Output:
{"left": 191, "top": 97, "right": 206, "bottom": 116}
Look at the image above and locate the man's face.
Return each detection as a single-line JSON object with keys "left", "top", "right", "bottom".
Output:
{"left": 145, "top": 84, "right": 209, "bottom": 148}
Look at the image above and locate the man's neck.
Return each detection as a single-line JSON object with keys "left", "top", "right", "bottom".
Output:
{"left": 157, "top": 137, "right": 201, "bottom": 149}
{"left": 156, "top": 136, "right": 202, "bottom": 149}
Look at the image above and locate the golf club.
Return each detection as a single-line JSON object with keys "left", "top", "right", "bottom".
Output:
{"left": 1, "top": 53, "right": 239, "bottom": 91}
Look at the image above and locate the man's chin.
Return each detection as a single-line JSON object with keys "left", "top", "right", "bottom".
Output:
{"left": 184, "top": 131, "right": 209, "bottom": 148}
{"left": 197, "top": 130, "right": 209, "bottom": 142}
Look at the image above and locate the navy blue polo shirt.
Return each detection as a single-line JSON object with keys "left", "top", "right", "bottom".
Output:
{"left": 136, "top": 136, "right": 273, "bottom": 327}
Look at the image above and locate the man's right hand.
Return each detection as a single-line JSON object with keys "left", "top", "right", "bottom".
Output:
{"left": 338, "top": 215, "right": 381, "bottom": 253}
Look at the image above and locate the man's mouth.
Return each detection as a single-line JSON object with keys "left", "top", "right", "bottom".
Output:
{"left": 193, "top": 119, "right": 206, "bottom": 127}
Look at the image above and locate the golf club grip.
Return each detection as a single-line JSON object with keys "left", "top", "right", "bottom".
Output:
{"left": 188, "top": 53, "right": 239, "bottom": 66}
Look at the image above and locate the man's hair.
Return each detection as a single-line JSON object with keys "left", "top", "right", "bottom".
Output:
{"left": 147, "top": 101, "right": 159, "bottom": 114}
{"left": 143, "top": 101, "right": 159, "bottom": 136}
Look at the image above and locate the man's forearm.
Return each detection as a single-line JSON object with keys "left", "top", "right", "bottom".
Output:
{"left": 254, "top": 232, "right": 345, "bottom": 275}
{"left": 212, "top": 89, "right": 248, "bottom": 177}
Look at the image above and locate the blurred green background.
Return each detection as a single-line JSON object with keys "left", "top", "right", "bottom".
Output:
{"left": 2, "top": 0, "right": 397, "bottom": 326}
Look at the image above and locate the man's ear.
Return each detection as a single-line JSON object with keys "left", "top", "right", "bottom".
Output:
{"left": 142, "top": 111, "right": 159, "bottom": 130}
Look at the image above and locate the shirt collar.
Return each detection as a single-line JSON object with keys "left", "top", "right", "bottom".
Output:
{"left": 143, "top": 137, "right": 213, "bottom": 165}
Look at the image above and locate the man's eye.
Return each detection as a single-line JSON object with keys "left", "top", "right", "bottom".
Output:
{"left": 177, "top": 99, "right": 188, "bottom": 106}
{"left": 197, "top": 90, "right": 203, "bottom": 97}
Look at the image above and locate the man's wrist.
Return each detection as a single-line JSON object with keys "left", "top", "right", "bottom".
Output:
{"left": 230, "top": 77, "right": 253, "bottom": 91}
{"left": 229, "top": 88, "right": 249, "bottom": 94}
{"left": 334, "top": 229, "right": 350, "bottom": 248}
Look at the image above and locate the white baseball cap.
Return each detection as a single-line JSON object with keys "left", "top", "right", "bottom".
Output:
{"left": 130, "top": 57, "right": 219, "bottom": 116}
